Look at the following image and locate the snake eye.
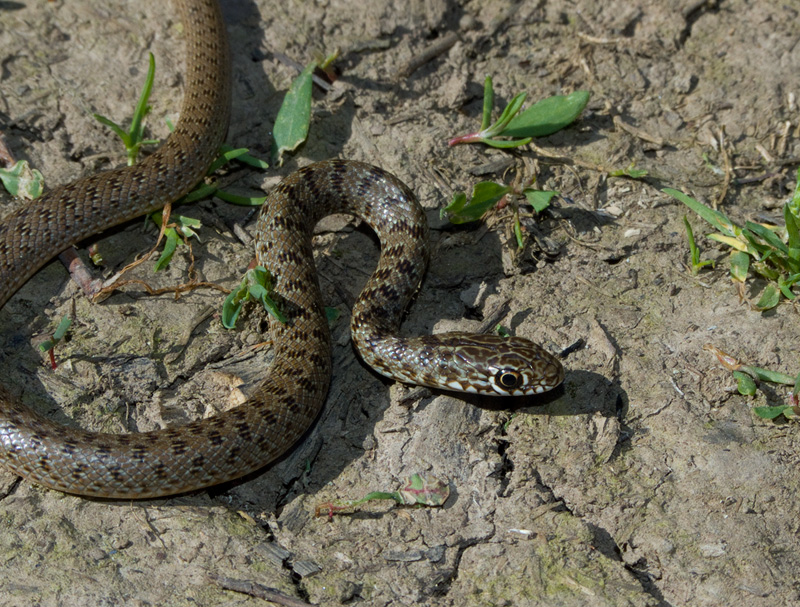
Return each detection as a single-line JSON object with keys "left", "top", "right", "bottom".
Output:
{"left": 496, "top": 369, "right": 522, "bottom": 390}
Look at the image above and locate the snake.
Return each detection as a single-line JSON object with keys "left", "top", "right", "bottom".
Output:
{"left": 0, "top": 0, "right": 564, "bottom": 499}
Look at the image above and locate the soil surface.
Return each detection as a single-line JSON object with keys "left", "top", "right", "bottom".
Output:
{"left": 1, "top": 0, "right": 800, "bottom": 606}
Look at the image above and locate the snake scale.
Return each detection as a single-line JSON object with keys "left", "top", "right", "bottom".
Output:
{"left": 0, "top": 0, "right": 564, "bottom": 498}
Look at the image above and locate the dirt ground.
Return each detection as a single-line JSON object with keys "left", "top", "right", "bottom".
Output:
{"left": 1, "top": 0, "right": 799, "bottom": 605}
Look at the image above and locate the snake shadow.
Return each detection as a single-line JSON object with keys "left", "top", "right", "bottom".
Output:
{"left": 438, "top": 368, "right": 628, "bottom": 427}
{"left": 203, "top": 363, "right": 628, "bottom": 514}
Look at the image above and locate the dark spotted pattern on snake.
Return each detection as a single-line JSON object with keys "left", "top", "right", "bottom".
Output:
{"left": 0, "top": 0, "right": 564, "bottom": 498}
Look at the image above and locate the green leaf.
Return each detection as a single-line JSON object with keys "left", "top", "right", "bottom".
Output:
{"left": 481, "top": 137, "right": 532, "bottom": 149}
{"left": 492, "top": 92, "right": 528, "bottom": 133}
{"left": 684, "top": 215, "right": 710, "bottom": 275}
{"left": 325, "top": 306, "right": 341, "bottom": 323}
{"left": 744, "top": 221, "right": 788, "bottom": 254}
{"left": 740, "top": 228, "right": 772, "bottom": 257}
{"left": 779, "top": 281, "right": 797, "bottom": 300}
{"left": 271, "top": 62, "right": 316, "bottom": 166}
{"left": 398, "top": 474, "right": 449, "bottom": 506}
{"left": 38, "top": 316, "right": 72, "bottom": 352}
{"left": 442, "top": 181, "right": 510, "bottom": 224}
{"left": 93, "top": 52, "right": 156, "bottom": 165}
{"left": 221, "top": 266, "right": 286, "bottom": 329}
{"left": 503, "top": 90, "right": 590, "bottom": 138}
{"left": 753, "top": 405, "right": 792, "bottom": 420}
{"left": 609, "top": 163, "right": 649, "bottom": 179}
{"left": 150, "top": 212, "right": 202, "bottom": 271}
{"left": 214, "top": 190, "right": 267, "bottom": 206}
{"left": 738, "top": 365, "right": 795, "bottom": 384}
{"left": 707, "top": 233, "right": 752, "bottom": 254}
{"left": 729, "top": 250, "right": 750, "bottom": 282}
{"left": 450, "top": 81, "right": 588, "bottom": 147}
{"left": 154, "top": 228, "right": 180, "bottom": 271}
{"left": 441, "top": 191, "right": 467, "bottom": 219}
{"left": 513, "top": 214, "right": 524, "bottom": 248}
{"left": 481, "top": 75, "right": 494, "bottom": 131}
{"left": 314, "top": 473, "right": 450, "bottom": 517}
{"left": 221, "top": 281, "right": 249, "bottom": 329}
{"left": 785, "top": 203, "right": 800, "bottom": 249}
{"left": 253, "top": 283, "right": 288, "bottom": 324}
{"left": 181, "top": 182, "right": 218, "bottom": 203}
{"left": 751, "top": 259, "right": 780, "bottom": 281}
{"left": 219, "top": 144, "right": 269, "bottom": 169}
{"left": 524, "top": 188, "right": 558, "bottom": 213}
{"left": 778, "top": 273, "right": 800, "bottom": 300}
{"left": 128, "top": 53, "right": 156, "bottom": 154}
{"left": 93, "top": 113, "right": 130, "bottom": 146}
{"left": 754, "top": 283, "right": 781, "bottom": 310}
{"left": 0, "top": 160, "right": 44, "bottom": 200}
{"left": 207, "top": 147, "right": 250, "bottom": 174}
{"left": 732, "top": 370, "right": 757, "bottom": 395}
{"left": 52, "top": 316, "right": 72, "bottom": 341}
{"left": 663, "top": 188, "right": 739, "bottom": 237}
{"left": 789, "top": 166, "right": 800, "bottom": 219}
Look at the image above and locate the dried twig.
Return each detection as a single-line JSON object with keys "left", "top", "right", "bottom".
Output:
{"left": 207, "top": 573, "right": 314, "bottom": 607}
{"left": 397, "top": 31, "right": 459, "bottom": 79}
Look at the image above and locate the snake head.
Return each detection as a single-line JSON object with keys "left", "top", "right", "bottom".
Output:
{"left": 418, "top": 333, "right": 565, "bottom": 396}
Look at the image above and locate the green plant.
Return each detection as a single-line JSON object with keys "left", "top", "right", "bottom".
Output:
{"left": 38, "top": 316, "right": 72, "bottom": 370}
{"left": 271, "top": 50, "right": 338, "bottom": 165}
{"left": 448, "top": 76, "right": 589, "bottom": 148}
{"left": 665, "top": 175, "right": 800, "bottom": 310}
{"left": 682, "top": 215, "right": 715, "bottom": 275}
{"left": 609, "top": 163, "right": 648, "bottom": 179}
{"left": 443, "top": 77, "right": 589, "bottom": 246}
{"left": 441, "top": 176, "right": 558, "bottom": 248}
{"left": 221, "top": 266, "right": 287, "bottom": 329}
{"left": 705, "top": 344, "right": 800, "bottom": 421}
{"left": 0, "top": 160, "right": 44, "bottom": 200}
{"left": 96, "top": 52, "right": 326, "bottom": 319}
{"left": 93, "top": 53, "right": 159, "bottom": 166}
{"left": 93, "top": 54, "right": 272, "bottom": 270}
{"left": 315, "top": 473, "right": 449, "bottom": 518}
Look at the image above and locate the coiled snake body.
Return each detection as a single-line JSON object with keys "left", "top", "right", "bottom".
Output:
{"left": 0, "top": 0, "right": 563, "bottom": 498}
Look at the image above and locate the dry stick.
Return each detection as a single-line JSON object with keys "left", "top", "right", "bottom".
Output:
{"left": 526, "top": 141, "right": 608, "bottom": 173}
{"left": 396, "top": 31, "right": 460, "bottom": 79}
{"left": 92, "top": 201, "right": 230, "bottom": 302}
{"left": 577, "top": 32, "right": 626, "bottom": 45}
{"left": 272, "top": 51, "right": 332, "bottom": 92}
{"left": 57, "top": 248, "right": 106, "bottom": 300}
{"left": 206, "top": 573, "right": 314, "bottom": 607}
{"left": 612, "top": 115, "right": 665, "bottom": 147}
{"left": 94, "top": 277, "right": 228, "bottom": 302}
{"left": 0, "top": 132, "right": 15, "bottom": 166}
{"left": 713, "top": 126, "right": 732, "bottom": 210}
{"left": 476, "top": 298, "right": 512, "bottom": 334}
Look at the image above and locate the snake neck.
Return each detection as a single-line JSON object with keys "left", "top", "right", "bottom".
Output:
{"left": 256, "top": 159, "right": 430, "bottom": 386}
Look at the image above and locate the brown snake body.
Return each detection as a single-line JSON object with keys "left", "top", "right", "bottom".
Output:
{"left": 0, "top": 0, "right": 563, "bottom": 498}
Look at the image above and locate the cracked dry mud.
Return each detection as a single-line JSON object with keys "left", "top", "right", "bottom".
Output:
{"left": 1, "top": 1, "right": 800, "bottom": 606}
